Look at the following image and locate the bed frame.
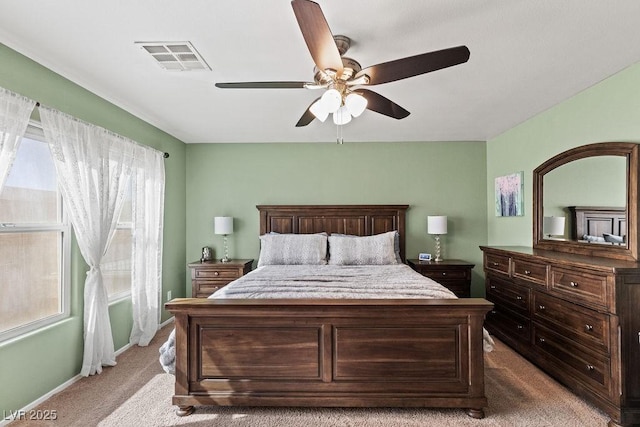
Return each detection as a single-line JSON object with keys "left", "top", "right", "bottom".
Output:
{"left": 166, "top": 205, "right": 493, "bottom": 418}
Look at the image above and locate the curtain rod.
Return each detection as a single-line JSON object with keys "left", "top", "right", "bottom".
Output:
{"left": 34, "top": 101, "right": 170, "bottom": 158}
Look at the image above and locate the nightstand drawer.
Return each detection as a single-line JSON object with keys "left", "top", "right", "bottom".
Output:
{"left": 421, "top": 269, "right": 468, "bottom": 280}
{"left": 194, "top": 281, "right": 226, "bottom": 298}
{"left": 195, "top": 269, "right": 241, "bottom": 279}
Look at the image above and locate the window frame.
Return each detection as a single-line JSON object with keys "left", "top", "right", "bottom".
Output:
{"left": 0, "top": 122, "right": 71, "bottom": 343}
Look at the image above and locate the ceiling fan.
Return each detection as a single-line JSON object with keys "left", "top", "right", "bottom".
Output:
{"left": 215, "top": 0, "right": 470, "bottom": 127}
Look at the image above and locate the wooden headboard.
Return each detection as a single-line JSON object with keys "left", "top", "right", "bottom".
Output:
{"left": 257, "top": 205, "right": 409, "bottom": 261}
{"left": 569, "top": 206, "right": 626, "bottom": 240}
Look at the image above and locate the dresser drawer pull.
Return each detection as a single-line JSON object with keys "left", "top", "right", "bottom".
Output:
{"left": 538, "top": 304, "right": 546, "bottom": 310}
{"left": 492, "top": 262, "right": 500, "bottom": 266}
{"left": 586, "top": 364, "right": 595, "bottom": 372}
{"left": 213, "top": 271, "right": 219, "bottom": 276}
{"left": 516, "top": 325, "right": 524, "bottom": 330}
{"left": 585, "top": 324, "right": 594, "bottom": 332}
{"left": 441, "top": 272, "right": 447, "bottom": 276}
{"left": 491, "top": 310, "right": 497, "bottom": 315}
{"left": 516, "top": 295, "right": 523, "bottom": 300}
{"left": 538, "top": 337, "right": 545, "bottom": 343}
{"left": 570, "top": 281, "right": 579, "bottom": 287}
{"left": 490, "top": 285, "right": 496, "bottom": 289}
{"left": 524, "top": 270, "right": 531, "bottom": 275}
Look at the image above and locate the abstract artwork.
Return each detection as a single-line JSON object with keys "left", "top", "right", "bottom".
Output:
{"left": 495, "top": 171, "right": 524, "bottom": 217}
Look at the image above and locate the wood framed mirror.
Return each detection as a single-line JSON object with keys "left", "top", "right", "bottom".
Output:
{"left": 533, "top": 142, "right": 639, "bottom": 261}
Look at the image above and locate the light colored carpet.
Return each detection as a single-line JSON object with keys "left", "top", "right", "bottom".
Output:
{"left": 11, "top": 325, "right": 609, "bottom": 427}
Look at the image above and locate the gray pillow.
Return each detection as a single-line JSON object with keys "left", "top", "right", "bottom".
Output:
{"left": 332, "top": 231, "right": 402, "bottom": 263}
{"left": 603, "top": 233, "right": 624, "bottom": 244}
{"left": 257, "top": 233, "right": 328, "bottom": 267}
{"left": 328, "top": 231, "right": 398, "bottom": 265}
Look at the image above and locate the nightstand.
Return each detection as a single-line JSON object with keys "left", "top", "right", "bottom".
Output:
{"left": 407, "top": 259, "right": 474, "bottom": 298}
{"left": 188, "top": 259, "right": 253, "bottom": 298}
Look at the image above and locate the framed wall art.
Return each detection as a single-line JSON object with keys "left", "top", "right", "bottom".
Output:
{"left": 495, "top": 171, "right": 524, "bottom": 217}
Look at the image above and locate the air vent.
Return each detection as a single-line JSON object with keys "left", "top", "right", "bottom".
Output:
{"left": 135, "top": 41, "right": 211, "bottom": 71}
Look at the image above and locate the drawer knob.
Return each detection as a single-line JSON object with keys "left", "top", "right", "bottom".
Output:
{"left": 492, "top": 262, "right": 499, "bottom": 266}
{"left": 214, "top": 271, "right": 219, "bottom": 276}
{"left": 490, "top": 285, "right": 496, "bottom": 289}
{"left": 441, "top": 272, "right": 446, "bottom": 276}
{"left": 585, "top": 324, "right": 594, "bottom": 332}
{"left": 491, "top": 310, "right": 497, "bottom": 315}
{"left": 524, "top": 270, "right": 531, "bottom": 275}
{"left": 539, "top": 337, "right": 545, "bottom": 343}
{"left": 517, "top": 325, "right": 524, "bottom": 330}
{"left": 516, "top": 295, "right": 523, "bottom": 300}
{"left": 586, "top": 364, "right": 595, "bottom": 372}
{"left": 570, "top": 281, "right": 579, "bottom": 287}
{"left": 538, "top": 304, "right": 546, "bottom": 310}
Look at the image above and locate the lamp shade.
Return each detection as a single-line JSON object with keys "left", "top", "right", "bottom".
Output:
{"left": 427, "top": 216, "right": 448, "bottom": 235}
{"left": 543, "top": 216, "right": 565, "bottom": 236}
{"left": 214, "top": 216, "right": 234, "bottom": 235}
{"left": 345, "top": 93, "right": 367, "bottom": 117}
{"left": 309, "top": 98, "right": 329, "bottom": 122}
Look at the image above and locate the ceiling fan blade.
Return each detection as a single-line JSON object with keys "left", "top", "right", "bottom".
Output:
{"left": 291, "top": 0, "right": 343, "bottom": 76}
{"left": 355, "top": 45, "right": 470, "bottom": 86}
{"left": 215, "top": 82, "right": 310, "bottom": 89}
{"left": 358, "top": 89, "right": 410, "bottom": 119}
{"left": 295, "top": 97, "right": 321, "bottom": 127}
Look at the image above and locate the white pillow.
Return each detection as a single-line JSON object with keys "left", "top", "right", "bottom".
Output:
{"left": 328, "top": 231, "right": 398, "bottom": 265}
{"left": 257, "top": 233, "right": 328, "bottom": 267}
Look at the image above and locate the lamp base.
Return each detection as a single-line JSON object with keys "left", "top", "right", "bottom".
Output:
{"left": 434, "top": 234, "right": 444, "bottom": 262}
{"left": 220, "top": 257, "right": 231, "bottom": 263}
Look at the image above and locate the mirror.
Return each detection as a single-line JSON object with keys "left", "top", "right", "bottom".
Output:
{"left": 533, "top": 142, "right": 639, "bottom": 261}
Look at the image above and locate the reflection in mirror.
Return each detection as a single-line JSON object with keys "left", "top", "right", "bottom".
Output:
{"left": 542, "top": 155, "right": 627, "bottom": 244}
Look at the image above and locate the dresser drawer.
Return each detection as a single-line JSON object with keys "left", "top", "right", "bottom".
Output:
{"left": 486, "top": 276, "right": 530, "bottom": 315}
{"left": 532, "top": 291, "right": 609, "bottom": 354}
{"left": 533, "top": 325, "right": 610, "bottom": 396}
{"left": 512, "top": 258, "right": 547, "bottom": 287}
{"left": 549, "top": 267, "right": 610, "bottom": 310}
{"left": 486, "top": 305, "right": 531, "bottom": 345}
{"left": 485, "top": 253, "right": 510, "bottom": 276}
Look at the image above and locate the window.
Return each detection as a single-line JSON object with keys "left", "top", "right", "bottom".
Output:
{"left": 0, "top": 124, "right": 70, "bottom": 341}
{"left": 103, "top": 184, "right": 132, "bottom": 301}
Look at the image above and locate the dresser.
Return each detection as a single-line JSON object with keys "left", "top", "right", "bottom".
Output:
{"left": 480, "top": 245, "right": 640, "bottom": 426}
{"left": 188, "top": 259, "right": 253, "bottom": 298}
{"left": 407, "top": 259, "right": 474, "bottom": 297}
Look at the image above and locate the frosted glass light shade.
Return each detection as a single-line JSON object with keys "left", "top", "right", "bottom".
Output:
{"left": 214, "top": 216, "right": 234, "bottom": 235}
{"left": 321, "top": 88, "right": 342, "bottom": 113}
{"left": 427, "top": 216, "right": 448, "bottom": 235}
{"left": 543, "top": 216, "right": 565, "bottom": 236}
{"left": 333, "top": 105, "right": 352, "bottom": 125}
{"left": 309, "top": 99, "right": 329, "bottom": 122}
{"left": 345, "top": 93, "right": 367, "bottom": 117}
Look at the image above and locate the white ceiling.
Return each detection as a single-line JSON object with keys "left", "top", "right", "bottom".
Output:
{"left": 1, "top": 0, "right": 640, "bottom": 144}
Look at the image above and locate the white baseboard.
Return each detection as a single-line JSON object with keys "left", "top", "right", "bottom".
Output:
{"left": 1, "top": 317, "right": 175, "bottom": 426}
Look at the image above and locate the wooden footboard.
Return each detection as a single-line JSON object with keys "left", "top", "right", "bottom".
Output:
{"left": 166, "top": 298, "right": 493, "bottom": 418}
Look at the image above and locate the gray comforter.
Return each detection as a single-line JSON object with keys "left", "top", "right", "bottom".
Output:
{"left": 159, "top": 264, "right": 494, "bottom": 374}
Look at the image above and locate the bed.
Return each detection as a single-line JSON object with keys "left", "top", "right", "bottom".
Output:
{"left": 165, "top": 205, "right": 494, "bottom": 419}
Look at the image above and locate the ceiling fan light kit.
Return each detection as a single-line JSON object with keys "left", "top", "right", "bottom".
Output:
{"left": 215, "top": 0, "right": 470, "bottom": 130}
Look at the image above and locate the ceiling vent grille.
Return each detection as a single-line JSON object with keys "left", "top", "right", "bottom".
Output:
{"left": 135, "top": 41, "right": 211, "bottom": 71}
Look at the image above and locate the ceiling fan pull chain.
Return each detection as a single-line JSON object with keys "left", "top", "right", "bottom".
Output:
{"left": 336, "top": 123, "right": 344, "bottom": 144}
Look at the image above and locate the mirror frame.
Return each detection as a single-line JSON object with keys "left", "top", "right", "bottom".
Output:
{"left": 533, "top": 142, "right": 639, "bottom": 261}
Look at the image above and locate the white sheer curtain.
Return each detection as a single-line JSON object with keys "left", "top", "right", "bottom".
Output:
{"left": 129, "top": 144, "right": 165, "bottom": 346}
{"left": 40, "top": 106, "right": 136, "bottom": 376}
{"left": 0, "top": 87, "right": 36, "bottom": 190}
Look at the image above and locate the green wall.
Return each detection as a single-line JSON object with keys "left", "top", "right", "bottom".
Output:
{"left": 185, "top": 141, "right": 488, "bottom": 294}
{"left": 0, "top": 44, "right": 187, "bottom": 414}
{"left": 486, "top": 61, "right": 640, "bottom": 246}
